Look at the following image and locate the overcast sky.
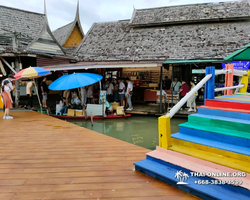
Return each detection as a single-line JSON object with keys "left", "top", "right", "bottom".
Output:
{"left": 0, "top": 0, "right": 236, "bottom": 33}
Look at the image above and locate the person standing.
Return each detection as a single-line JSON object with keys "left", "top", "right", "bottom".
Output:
{"left": 125, "top": 77, "right": 133, "bottom": 111}
{"left": 171, "top": 77, "right": 182, "bottom": 95}
{"left": 80, "top": 86, "right": 87, "bottom": 107}
{"left": 187, "top": 80, "right": 198, "bottom": 112}
{"left": 133, "top": 76, "right": 142, "bottom": 100}
{"left": 63, "top": 90, "right": 70, "bottom": 106}
{"left": 1, "top": 74, "right": 14, "bottom": 112}
{"left": 87, "top": 84, "right": 94, "bottom": 104}
{"left": 1, "top": 80, "right": 13, "bottom": 119}
{"left": 178, "top": 80, "right": 190, "bottom": 110}
{"left": 105, "top": 79, "right": 114, "bottom": 102}
{"left": 24, "top": 80, "right": 35, "bottom": 109}
{"left": 118, "top": 78, "right": 125, "bottom": 107}
{"left": 40, "top": 77, "right": 49, "bottom": 108}
{"left": 164, "top": 76, "right": 172, "bottom": 90}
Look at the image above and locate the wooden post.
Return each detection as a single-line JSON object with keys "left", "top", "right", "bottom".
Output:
{"left": 90, "top": 111, "right": 93, "bottom": 126}
{"left": 83, "top": 106, "right": 88, "bottom": 121}
{"left": 102, "top": 102, "right": 104, "bottom": 120}
{"left": 158, "top": 115, "right": 171, "bottom": 148}
{"left": 14, "top": 57, "right": 20, "bottom": 108}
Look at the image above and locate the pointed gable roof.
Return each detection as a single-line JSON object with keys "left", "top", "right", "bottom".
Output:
{"left": 0, "top": 3, "right": 65, "bottom": 55}
{"left": 53, "top": 22, "right": 75, "bottom": 46}
{"left": 53, "top": 1, "right": 84, "bottom": 47}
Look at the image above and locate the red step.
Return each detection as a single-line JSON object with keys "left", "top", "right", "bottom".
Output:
{"left": 205, "top": 99, "right": 250, "bottom": 111}
{"left": 198, "top": 105, "right": 250, "bottom": 114}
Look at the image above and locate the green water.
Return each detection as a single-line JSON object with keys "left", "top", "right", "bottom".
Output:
{"left": 67, "top": 116, "right": 187, "bottom": 150}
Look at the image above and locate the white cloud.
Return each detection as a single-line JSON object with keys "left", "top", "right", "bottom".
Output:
{"left": 0, "top": 0, "right": 237, "bottom": 33}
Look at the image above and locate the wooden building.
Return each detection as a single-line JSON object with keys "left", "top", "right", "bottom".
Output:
{"left": 44, "top": 1, "right": 250, "bottom": 103}
{"left": 0, "top": 3, "right": 76, "bottom": 105}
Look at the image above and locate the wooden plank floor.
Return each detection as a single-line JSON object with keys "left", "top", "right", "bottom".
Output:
{"left": 0, "top": 112, "right": 200, "bottom": 200}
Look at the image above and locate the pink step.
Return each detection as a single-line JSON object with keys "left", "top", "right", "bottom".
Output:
{"left": 148, "top": 147, "right": 250, "bottom": 190}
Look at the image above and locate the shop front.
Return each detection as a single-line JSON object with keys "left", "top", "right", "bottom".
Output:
{"left": 122, "top": 67, "right": 172, "bottom": 102}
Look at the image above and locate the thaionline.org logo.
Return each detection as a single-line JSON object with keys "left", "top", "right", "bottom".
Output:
{"left": 174, "top": 170, "right": 189, "bottom": 185}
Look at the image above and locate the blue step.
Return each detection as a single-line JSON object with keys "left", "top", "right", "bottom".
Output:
{"left": 172, "top": 132, "right": 250, "bottom": 157}
{"left": 134, "top": 156, "right": 250, "bottom": 200}
{"left": 179, "top": 126, "right": 250, "bottom": 148}
{"left": 198, "top": 108, "right": 250, "bottom": 121}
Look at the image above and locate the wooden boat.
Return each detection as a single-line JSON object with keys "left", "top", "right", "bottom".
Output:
{"left": 50, "top": 114, "right": 131, "bottom": 120}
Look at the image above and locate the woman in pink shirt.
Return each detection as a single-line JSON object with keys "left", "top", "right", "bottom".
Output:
{"left": 178, "top": 80, "right": 190, "bottom": 109}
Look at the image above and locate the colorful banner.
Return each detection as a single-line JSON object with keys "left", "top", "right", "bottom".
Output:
{"left": 222, "top": 61, "right": 250, "bottom": 70}
{"left": 99, "top": 90, "right": 107, "bottom": 104}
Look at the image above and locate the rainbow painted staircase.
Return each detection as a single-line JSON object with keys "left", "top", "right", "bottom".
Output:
{"left": 134, "top": 94, "right": 250, "bottom": 200}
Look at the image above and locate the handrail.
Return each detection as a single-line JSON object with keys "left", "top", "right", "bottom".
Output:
{"left": 215, "top": 69, "right": 247, "bottom": 76}
{"left": 214, "top": 84, "right": 244, "bottom": 92}
{"left": 166, "top": 74, "right": 212, "bottom": 119}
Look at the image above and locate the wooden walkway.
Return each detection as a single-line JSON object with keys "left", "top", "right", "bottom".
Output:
{"left": 0, "top": 112, "right": 200, "bottom": 200}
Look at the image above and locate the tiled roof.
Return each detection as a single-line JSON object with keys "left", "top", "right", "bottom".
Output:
{"left": 0, "top": 5, "right": 45, "bottom": 51}
{"left": 75, "top": 18, "right": 250, "bottom": 61}
{"left": 129, "top": 1, "right": 250, "bottom": 27}
{"left": 53, "top": 22, "right": 75, "bottom": 46}
{"left": 0, "top": 5, "right": 65, "bottom": 55}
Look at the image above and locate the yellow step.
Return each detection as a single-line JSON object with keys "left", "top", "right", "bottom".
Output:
{"left": 170, "top": 138, "right": 250, "bottom": 173}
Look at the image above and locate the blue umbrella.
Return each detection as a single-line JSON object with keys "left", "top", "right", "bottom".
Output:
{"left": 49, "top": 73, "right": 103, "bottom": 91}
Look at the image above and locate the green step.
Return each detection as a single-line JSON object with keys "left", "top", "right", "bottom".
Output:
{"left": 180, "top": 122, "right": 250, "bottom": 140}
{"left": 188, "top": 115, "right": 250, "bottom": 134}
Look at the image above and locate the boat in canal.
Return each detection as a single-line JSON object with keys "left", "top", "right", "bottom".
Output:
{"left": 50, "top": 114, "right": 131, "bottom": 120}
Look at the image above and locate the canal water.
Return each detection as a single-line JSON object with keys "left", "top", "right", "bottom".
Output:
{"left": 67, "top": 116, "right": 187, "bottom": 150}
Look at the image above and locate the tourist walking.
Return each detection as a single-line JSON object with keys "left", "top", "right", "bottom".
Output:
{"left": 1, "top": 80, "right": 13, "bottom": 119}
{"left": 178, "top": 79, "right": 190, "bottom": 110}
{"left": 187, "top": 80, "right": 198, "bottom": 112}
{"left": 40, "top": 77, "right": 49, "bottom": 108}
{"left": 24, "top": 80, "right": 35, "bottom": 109}
{"left": 105, "top": 79, "right": 114, "bottom": 102}
{"left": 171, "top": 77, "right": 182, "bottom": 95}
{"left": 125, "top": 77, "right": 133, "bottom": 111}
{"left": 1, "top": 74, "right": 14, "bottom": 112}
{"left": 118, "top": 78, "right": 125, "bottom": 107}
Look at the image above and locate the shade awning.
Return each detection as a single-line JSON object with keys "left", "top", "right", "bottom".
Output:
{"left": 44, "top": 62, "right": 161, "bottom": 71}
{"left": 163, "top": 59, "right": 223, "bottom": 65}
{"left": 224, "top": 43, "right": 250, "bottom": 62}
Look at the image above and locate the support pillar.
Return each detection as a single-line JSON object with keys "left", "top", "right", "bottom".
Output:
{"left": 158, "top": 115, "right": 171, "bottom": 149}
{"left": 204, "top": 66, "right": 215, "bottom": 103}
{"left": 225, "top": 64, "right": 234, "bottom": 95}
{"left": 159, "top": 66, "right": 163, "bottom": 113}
{"left": 14, "top": 57, "right": 20, "bottom": 108}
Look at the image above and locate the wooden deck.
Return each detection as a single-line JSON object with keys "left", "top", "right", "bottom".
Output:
{"left": 0, "top": 112, "right": 200, "bottom": 200}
